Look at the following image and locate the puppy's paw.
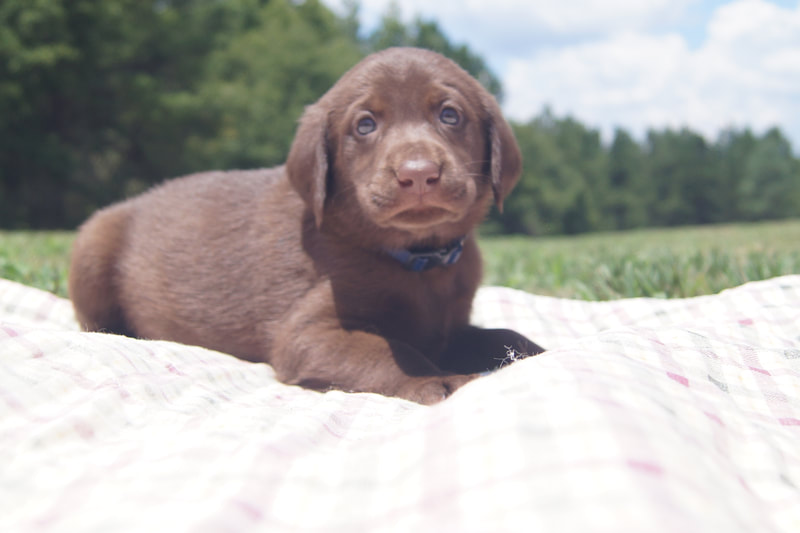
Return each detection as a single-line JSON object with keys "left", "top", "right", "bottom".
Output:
{"left": 396, "top": 374, "right": 477, "bottom": 405}
{"left": 491, "top": 329, "right": 545, "bottom": 363}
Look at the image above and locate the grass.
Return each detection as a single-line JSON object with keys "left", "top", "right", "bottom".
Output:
{"left": 480, "top": 219, "right": 800, "bottom": 299}
{"left": 0, "top": 231, "right": 74, "bottom": 298}
{"left": 2, "top": 220, "right": 799, "bottom": 301}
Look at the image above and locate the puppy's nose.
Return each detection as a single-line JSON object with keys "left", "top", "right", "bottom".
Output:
{"left": 396, "top": 159, "right": 441, "bottom": 193}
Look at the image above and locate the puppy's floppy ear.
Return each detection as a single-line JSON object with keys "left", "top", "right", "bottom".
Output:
{"left": 483, "top": 95, "right": 522, "bottom": 213}
{"left": 286, "top": 104, "right": 330, "bottom": 227}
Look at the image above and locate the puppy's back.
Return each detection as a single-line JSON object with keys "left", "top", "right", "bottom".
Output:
{"left": 69, "top": 168, "right": 312, "bottom": 358}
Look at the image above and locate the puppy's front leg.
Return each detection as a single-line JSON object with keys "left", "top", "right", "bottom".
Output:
{"left": 440, "top": 326, "right": 546, "bottom": 374}
{"left": 271, "top": 293, "right": 475, "bottom": 404}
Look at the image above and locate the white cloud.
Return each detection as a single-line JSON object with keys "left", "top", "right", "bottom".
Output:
{"left": 505, "top": 32, "right": 689, "bottom": 116}
{"left": 326, "top": 0, "right": 695, "bottom": 40}
{"left": 459, "top": 0, "right": 692, "bottom": 34}
{"left": 503, "top": 0, "right": 800, "bottom": 145}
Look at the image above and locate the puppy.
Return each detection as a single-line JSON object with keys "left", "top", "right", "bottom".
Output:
{"left": 69, "top": 47, "right": 544, "bottom": 404}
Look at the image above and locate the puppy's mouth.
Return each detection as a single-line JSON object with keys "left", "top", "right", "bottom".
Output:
{"left": 365, "top": 177, "right": 474, "bottom": 231}
{"left": 388, "top": 206, "right": 459, "bottom": 229}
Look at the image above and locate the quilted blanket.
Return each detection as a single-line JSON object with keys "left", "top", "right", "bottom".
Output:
{"left": 1, "top": 276, "right": 799, "bottom": 533}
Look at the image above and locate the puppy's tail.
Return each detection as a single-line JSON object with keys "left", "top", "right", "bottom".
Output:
{"left": 69, "top": 204, "right": 135, "bottom": 336}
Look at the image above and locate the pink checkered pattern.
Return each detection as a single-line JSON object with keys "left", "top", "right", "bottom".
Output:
{"left": 1, "top": 276, "right": 799, "bottom": 532}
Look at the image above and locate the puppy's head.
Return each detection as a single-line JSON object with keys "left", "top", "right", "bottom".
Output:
{"left": 286, "top": 47, "right": 521, "bottom": 249}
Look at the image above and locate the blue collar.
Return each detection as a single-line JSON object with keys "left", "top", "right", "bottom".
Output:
{"left": 384, "top": 237, "right": 466, "bottom": 272}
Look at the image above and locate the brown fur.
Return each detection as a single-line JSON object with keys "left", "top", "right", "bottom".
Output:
{"left": 69, "top": 48, "right": 544, "bottom": 404}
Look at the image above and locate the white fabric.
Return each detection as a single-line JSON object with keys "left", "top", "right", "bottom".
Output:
{"left": 2, "top": 276, "right": 799, "bottom": 532}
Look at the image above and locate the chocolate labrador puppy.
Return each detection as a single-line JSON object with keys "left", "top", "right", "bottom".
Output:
{"left": 69, "top": 47, "right": 544, "bottom": 404}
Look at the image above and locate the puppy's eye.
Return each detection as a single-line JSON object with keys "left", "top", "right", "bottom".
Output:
{"left": 440, "top": 107, "right": 460, "bottom": 126}
{"left": 356, "top": 117, "right": 377, "bottom": 135}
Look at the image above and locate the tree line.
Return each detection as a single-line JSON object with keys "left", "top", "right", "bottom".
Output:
{"left": 493, "top": 114, "right": 800, "bottom": 235}
{"left": 2, "top": 0, "right": 799, "bottom": 234}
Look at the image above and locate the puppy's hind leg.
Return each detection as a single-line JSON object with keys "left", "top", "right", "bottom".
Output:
{"left": 68, "top": 204, "right": 135, "bottom": 336}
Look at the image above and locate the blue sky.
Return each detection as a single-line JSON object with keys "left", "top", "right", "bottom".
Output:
{"left": 323, "top": 0, "right": 800, "bottom": 148}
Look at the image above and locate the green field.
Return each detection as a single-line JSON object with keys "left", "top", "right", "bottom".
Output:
{"left": 481, "top": 219, "right": 800, "bottom": 299}
{"left": 2, "top": 220, "right": 800, "bottom": 301}
{"left": 0, "top": 231, "right": 74, "bottom": 299}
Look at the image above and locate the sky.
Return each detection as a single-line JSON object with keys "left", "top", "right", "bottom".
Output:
{"left": 322, "top": 0, "right": 800, "bottom": 148}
